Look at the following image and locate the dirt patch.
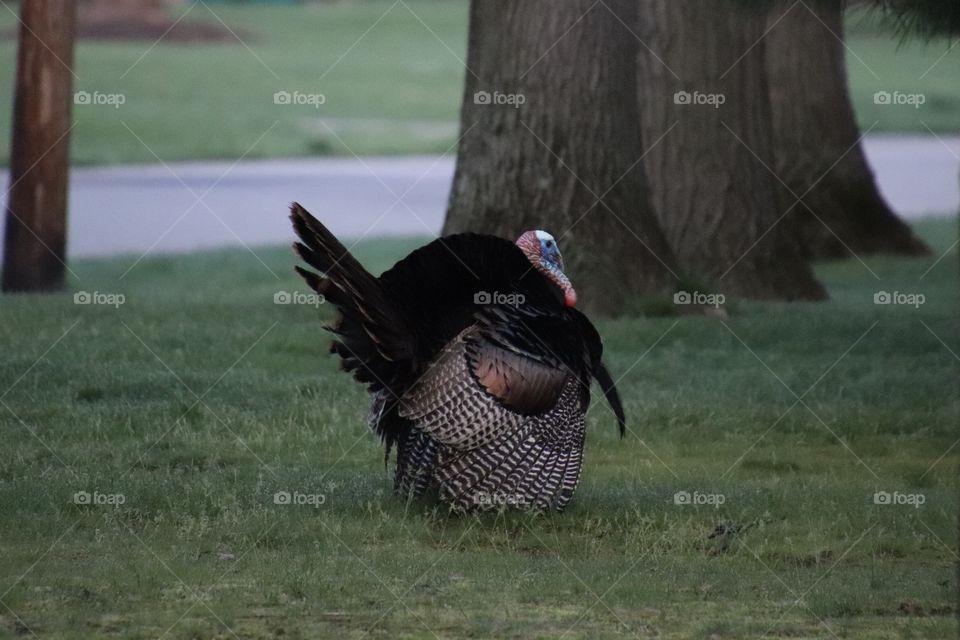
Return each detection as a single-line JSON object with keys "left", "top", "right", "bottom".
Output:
{"left": 76, "top": 18, "right": 244, "bottom": 43}
{"left": 1, "top": 0, "right": 248, "bottom": 43}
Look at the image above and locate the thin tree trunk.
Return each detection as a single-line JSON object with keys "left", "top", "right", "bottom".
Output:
{"left": 2, "top": 0, "right": 77, "bottom": 292}
{"left": 444, "top": 0, "right": 679, "bottom": 315}
{"left": 766, "top": 0, "right": 930, "bottom": 258}
{"left": 637, "top": 0, "right": 826, "bottom": 300}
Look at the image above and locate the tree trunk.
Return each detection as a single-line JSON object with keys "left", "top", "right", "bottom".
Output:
{"left": 637, "top": 0, "right": 826, "bottom": 301}
{"left": 766, "top": 0, "right": 930, "bottom": 258}
{"left": 2, "top": 0, "right": 77, "bottom": 293}
{"left": 443, "top": 0, "right": 680, "bottom": 315}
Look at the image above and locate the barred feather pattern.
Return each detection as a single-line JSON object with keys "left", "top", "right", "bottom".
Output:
{"left": 398, "top": 328, "right": 526, "bottom": 450}
{"left": 430, "top": 377, "right": 587, "bottom": 512}
{"left": 393, "top": 427, "right": 443, "bottom": 499}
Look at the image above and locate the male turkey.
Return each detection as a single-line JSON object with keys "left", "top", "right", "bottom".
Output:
{"left": 290, "top": 203, "right": 625, "bottom": 512}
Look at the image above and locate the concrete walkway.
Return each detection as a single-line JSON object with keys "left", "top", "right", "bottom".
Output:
{"left": 0, "top": 134, "right": 957, "bottom": 259}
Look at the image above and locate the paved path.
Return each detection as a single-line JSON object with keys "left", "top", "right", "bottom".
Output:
{"left": 0, "top": 134, "right": 957, "bottom": 259}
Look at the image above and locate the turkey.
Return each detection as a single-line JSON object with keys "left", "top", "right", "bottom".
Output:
{"left": 290, "top": 203, "right": 626, "bottom": 512}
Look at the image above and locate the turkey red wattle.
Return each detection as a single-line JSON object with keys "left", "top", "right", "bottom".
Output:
{"left": 514, "top": 230, "right": 578, "bottom": 308}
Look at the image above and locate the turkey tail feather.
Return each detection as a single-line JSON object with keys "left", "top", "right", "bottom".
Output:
{"left": 593, "top": 362, "right": 626, "bottom": 438}
{"left": 290, "top": 202, "right": 414, "bottom": 381}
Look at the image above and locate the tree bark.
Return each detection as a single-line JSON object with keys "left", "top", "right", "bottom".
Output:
{"left": 766, "top": 0, "right": 930, "bottom": 258}
{"left": 443, "top": 0, "right": 680, "bottom": 315}
{"left": 639, "top": 0, "right": 826, "bottom": 300}
{"left": 637, "top": 0, "right": 826, "bottom": 301}
{"left": 2, "top": 0, "right": 77, "bottom": 292}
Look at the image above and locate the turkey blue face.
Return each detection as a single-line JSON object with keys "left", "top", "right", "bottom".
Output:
{"left": 535, "top": 230, "right": 564, "bottom": 272}
{"left": 515, "top": 230, "right": 577, "bottom": 308}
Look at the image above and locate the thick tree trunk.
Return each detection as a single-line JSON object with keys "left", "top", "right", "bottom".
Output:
{"left": 637, "top": 0, "right": 826, "bottom": 300}
{"left": 766, "top": 1, "right": 930, "bottom": 258}
{"left": 2, "top": 0, "right": 77, "bottom": 292}
{"left": 443, "top": 0, "right": 679, "bottom": 315}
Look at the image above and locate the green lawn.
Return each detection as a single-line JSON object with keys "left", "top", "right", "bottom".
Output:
{"left": 0, "top": 218, "right": 957, "bottom": 638}
{"left": 0, "top": 1, "right": 957, "bottom": 166}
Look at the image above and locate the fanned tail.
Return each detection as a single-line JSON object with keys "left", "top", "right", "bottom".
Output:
{"left": 290, "top": 203, "right": 416, "bottom": 444}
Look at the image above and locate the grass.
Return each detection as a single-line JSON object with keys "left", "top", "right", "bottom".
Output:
{"left": 0, "top": 217, "right": 957, "bottom": 638}
{"left": 0, "top": 1, "right": 957, "bottom": 166}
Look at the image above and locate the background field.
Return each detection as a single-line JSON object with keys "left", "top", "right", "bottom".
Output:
{"left": 0, "top": 217, "right": 956, "bottom": 638}
{"left": 0, "top": 1, "right": 958, "bottom": 165}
